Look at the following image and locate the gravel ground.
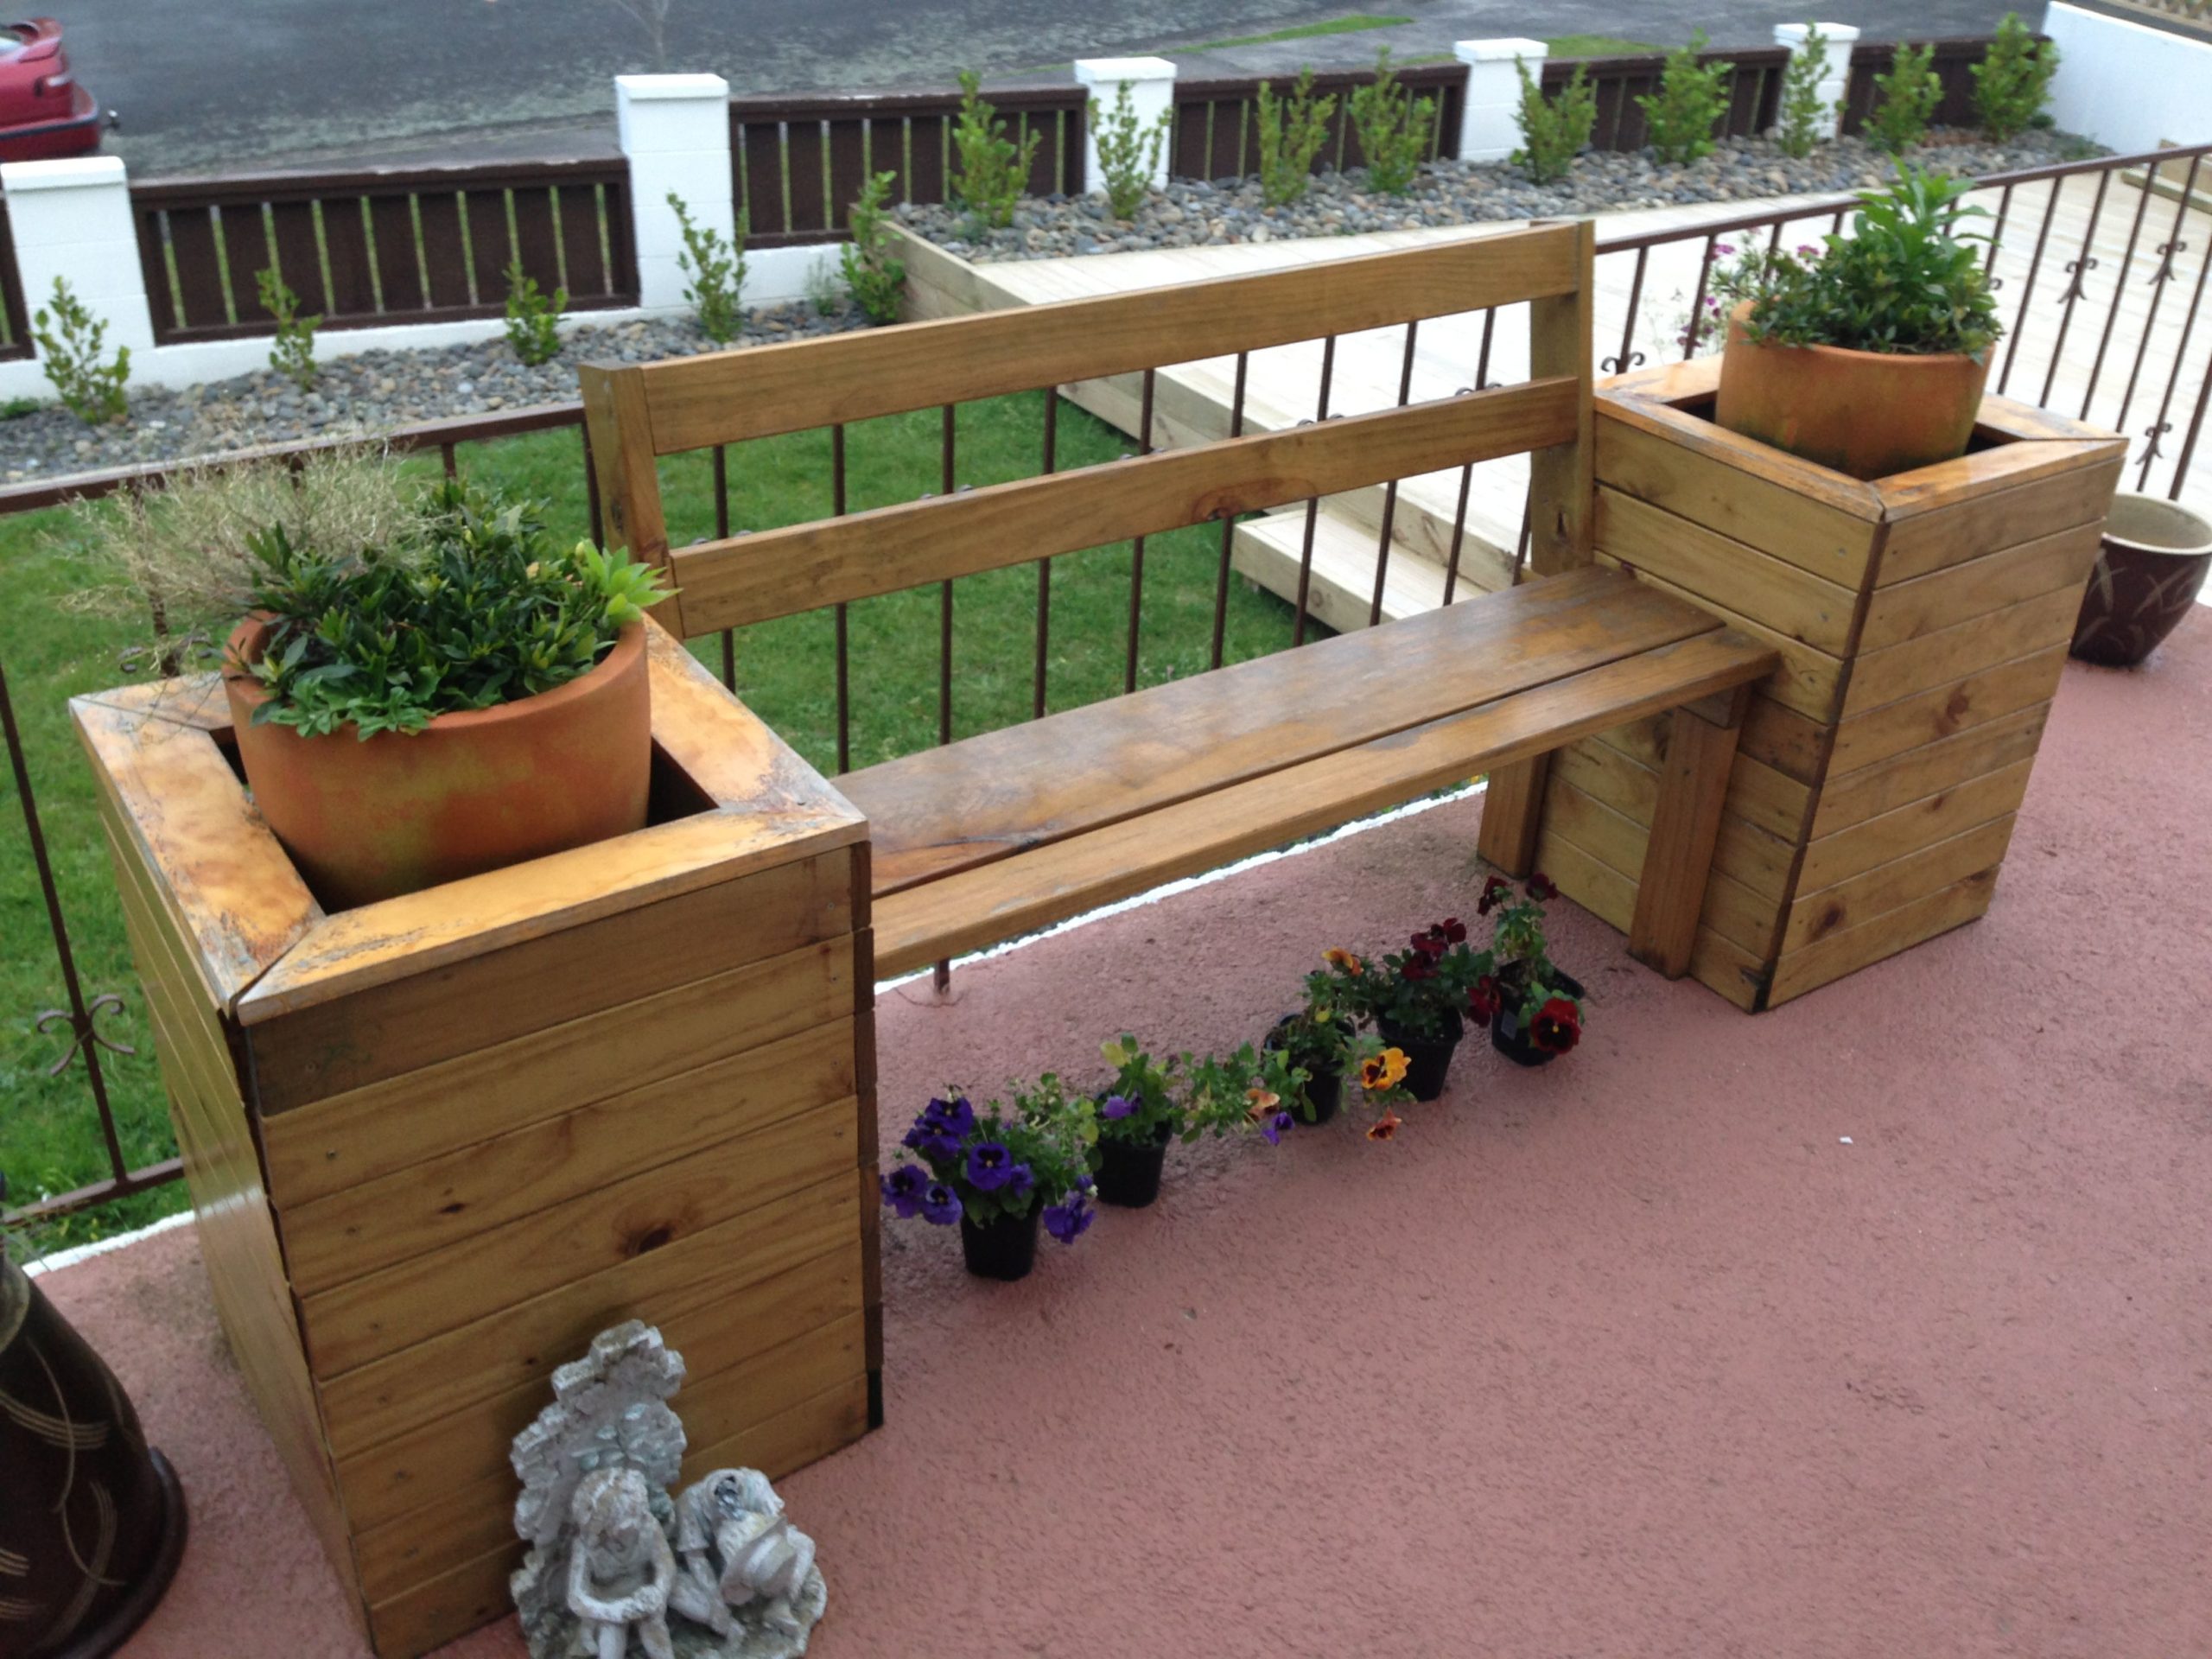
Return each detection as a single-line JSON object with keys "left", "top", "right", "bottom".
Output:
{"left": 895, "top": 129, "right": 2099, "bottom": 262}
{"left": 0, "top": 302, "right": 870, "bottom": 488}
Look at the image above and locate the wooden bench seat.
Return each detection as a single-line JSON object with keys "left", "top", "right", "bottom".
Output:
{"left": 841, "top": 566, "right": 1775, "bottom": 976}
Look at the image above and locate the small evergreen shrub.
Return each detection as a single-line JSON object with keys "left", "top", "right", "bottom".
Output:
{"left": 839, "top": 170, "right": 907, "bottom": 324}
{"left": 255, "top": 268, "right": 320, "bottom": 391}
{"left": 1347, "top": 48, "right": 1435, "bottom": 195}
{"left": 1637, "top": 30, "right": 1733, "bottom": 167}
{"left": 1972, "top": 12, "right": 2059, "bottom": 141}
{"left": 33, "top": 277, "right": 130, "bottom": 424}
{"left": 1866, "top": 41, "right": 1942, "bottom": 154}
{"left": 1254, "top": 69, "right": 1337, "bottom": 208}
{"left": 1092, "top": 79, "right": 1172, "bottom": 219}
{"left": 1775, "top": 22, "right": 1834, "bottom": 159}
{"left": 950, "top": 70, "right": 1041, "bottom": 230}
{"left": 1512, "top": 58, "right": 1595, "bottom": 184}
{"left": 668, "top": 192, "right": 746, "bottom": 345}
{"left": 501, "top": 258, "right": 565, "bottom": 365}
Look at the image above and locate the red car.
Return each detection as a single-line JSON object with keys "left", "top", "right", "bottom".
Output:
{"left": 0, "top": 18, "right": 105, "bottom": 162}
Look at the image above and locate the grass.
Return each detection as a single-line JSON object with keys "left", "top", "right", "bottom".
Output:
{"left": 1544, "top": 35, "right": 1660, "bottom": 58}
{"left": 1195, "top": 14, "right": 1412, "bottom": 49}
{"left": 0, "top": 389, "right": 1312, "bottom": 1253}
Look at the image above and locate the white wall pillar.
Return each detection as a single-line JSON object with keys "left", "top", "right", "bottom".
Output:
{"left": 1455, "top": 39, "right": 1548, "bottom": 163}
{"left": 1773, "top": 22, "right": 1860, "bottom": 142}
{"left": 616, "top": 73, "right": 734, "bottom": 312}
{"left": 1073, "top": 57, "right": 1177, "bottom": 193}
{"left": 0, "top": 156, "right": 156, "bottom": 363}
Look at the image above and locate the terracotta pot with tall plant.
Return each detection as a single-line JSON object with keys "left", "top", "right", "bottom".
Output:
{"left": 1707, "top": 166, "right": 2003, "bottom": 480}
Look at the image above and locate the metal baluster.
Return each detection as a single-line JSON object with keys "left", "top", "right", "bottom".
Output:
{"left": 1367, "top": 321, "right": 1420, "bottom": 626}
{"left": 1983, "top": 182, "right": 2016, "bottom": 278}
{"left": 832, "top": 424, "right": 851, "bottom": 772}
{"left": 2113, "top": 152, "right": 2204, "bottom": 440}
{"left": 1681, "top": 233, "right": 1718, "bottom": 361}
{"left": 1510, "top": 493, "right": 1534, "bottom": 587}
{"left": 1998, "top": 180, "right": 2065, "bottom": 395}
{"left": 1440, "top": 393, "right": 1478, "bottom": 607}
{"left": 935, "top": 403, "right": 956, "bottom": 995}
{"left": 2080, "top": 163, "right": 2156, "bottom": 423}
{"left": 1291, "top": 334, "right": 1337, "bottom": 647}
{"left": 1034, "top": 391, "right": 1058, "bottom": 718}
{"left": 1123, "top": 367, "right": 1157, "bottom": 694}
{"left": 441, "top": 441, "right": 457, "bottom": 478}
{"left": 2170, "top": 343, "right": 2212, "bottom": 502}
{"left": 1209, "top": 352, "right": 1250, "bottom": 671}
{"left": 2041, "top": 169, "right": 2112, "bottom": 408}
{"left": 2137, "top": 194, "right": 2212, "bottom": 493}
{"left": 1605, "top": 248, "right": 1649, "bottom": 374}
{"left": 581, "top": 423, "right": 605, "bottom": 547}
{"left": 713, "top": 444, "right": 735, "bottom": 690}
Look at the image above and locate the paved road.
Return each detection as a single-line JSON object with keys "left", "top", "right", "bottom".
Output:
{"left": 69, "top": 0, "right": 2021, "bottom": 179}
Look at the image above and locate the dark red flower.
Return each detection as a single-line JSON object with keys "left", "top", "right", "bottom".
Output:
{"left": 1530, "top": 996, "right": 1581, "bottom": 1054}
{"left": 1526, "top": 873, "right": 1559, "bottom": 902}
{"left": 1401, "top": 953, "right": 1436, "bottom": 982}
{"left": 1411, "top": 930, "right": 1447, "bottom": 958}
{"left": 1478, "top": 874, "right": 1512, "bottom": 916}
{"left": 1467, "top": 975, "right": 1501, "bottom": 1024}
{"left": 1440, "top": 917, "right": 1467, "bottom": 944}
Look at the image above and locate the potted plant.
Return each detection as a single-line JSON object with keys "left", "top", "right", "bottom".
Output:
{"left": 1336, "top": 920, "right": 1484, "bottom": 1101}
{"left": 1707, "top": 166, "right": 2002, "bottom": 480}
{"left": 1091, "top": 1034, "right": 1181, "bottom": 1206}
{"left": 1351, "top": 1043, "right": 1415, "bottom": 1141}
{"left": 2069, "top": 494, "right": 2212, "bottom": 668}
{"left": 1178, "top": 1040, "right": 1306, "bottom": 1149}
{"left": 1262, "top": 953, "right": 1363, "bottom": 1123}
{"left": 1471, "top": 873, "right": 1586, "bottom": 1068}
{"left": 881, "top": 1082, "right": 1097, "bottom": 1281}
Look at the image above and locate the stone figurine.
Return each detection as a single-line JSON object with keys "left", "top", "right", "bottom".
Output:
{"left": 510, "top": 1320, "right": 826, "bottom": 1658}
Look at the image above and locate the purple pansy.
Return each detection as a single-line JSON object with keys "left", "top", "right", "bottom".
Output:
{"left": 1042, "top": 1196, "right": 1094, "bottom": 1244}
{"left": 925, "top": 1095, "right": 976, "bottom": 1137}
{"left": 919, "top": 1182, "right": 962, "bottom": 1226}
{"left": 965, "top": 1140, "right": 1016, "bottom": 1191}
{"left": 903, "top": 1118, "right": 962, "bottom": 1161}
{"left": 1259, "top": 1109, "right": 1294, "bottom": 1147}
{"left": 1005, "top": 1162, "right": 1035, "bottom": 1203}
{"left": 1100, "top": 1094, "right": 1136, "bottom": 1120}
{"left": 880, "top": 1163, "right": 930, "bottom": 1218}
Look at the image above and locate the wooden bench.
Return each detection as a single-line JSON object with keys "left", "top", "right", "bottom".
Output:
{"left": 580, "top": 222, "right": 1778, "bottom": 985}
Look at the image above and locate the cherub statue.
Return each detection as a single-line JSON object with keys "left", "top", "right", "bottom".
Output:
{"left": 566, "top": 1467, "right": 677, "bottom": 1659}
{"left": 668, "top": 1468, "right": 820, "bottom": 1642}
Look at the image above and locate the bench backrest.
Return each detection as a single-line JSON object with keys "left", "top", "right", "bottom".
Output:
{"left": 579, "top": 220, "right": 1596, "bottom": 643}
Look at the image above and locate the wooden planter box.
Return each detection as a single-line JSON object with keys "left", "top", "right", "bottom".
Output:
{"left": 73, "top": 624, "right": 880, "bottom": 1657}
{"left": 1542, "top": 359, "right": 2126, "bottom": 1009}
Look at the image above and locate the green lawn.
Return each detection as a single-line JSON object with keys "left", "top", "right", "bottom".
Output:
{"left": 1196, "top": 14, "right": 1413, "bottom": 49}
{"left": 1544, "top": 35, "right": 1661, "bottom": 58}
{"left": 0, "top": 390, "right": 1310, "bottom": 1251}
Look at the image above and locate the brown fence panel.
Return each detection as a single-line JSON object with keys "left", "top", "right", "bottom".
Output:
{"left": 1840, "top": 36, "right": 2005, "bottom": 135}
{"left": 1173, "top": 61, "right": 1466, "bottom": 183}
{"left": 1547, "top": 46, "right": 1791, "bottom": 154}
{"left": 730, "top": 86, "right": 1086, "bottom": 247}
{"left": 131, "top": 158, "right": 638, "bottom": 345}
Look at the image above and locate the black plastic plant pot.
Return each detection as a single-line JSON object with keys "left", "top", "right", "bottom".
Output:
{"left": 1265, "top": 1014, "right": 1345, "bottom": 1125}
{"left": 1491, "top": 969, "right": 1588, "bottom": 1069}
{"left": 1377, "top": 1010, "right": 1464, "bottom": 1103}
{"left": 960, "top": 1204, "right": 1042, "bottom": 1281}
{"left": 1095, "top": 1120, "right": 1173, "bottom": 1207}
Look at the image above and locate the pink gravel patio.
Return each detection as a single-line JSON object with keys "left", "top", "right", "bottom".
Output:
{"left": 42, "top": 623, "right": 2212, "bottom": 1659}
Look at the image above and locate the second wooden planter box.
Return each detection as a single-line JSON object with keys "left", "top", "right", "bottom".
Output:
{"left": 1540, "top": 359, "right": 2126, "bottom": 1009}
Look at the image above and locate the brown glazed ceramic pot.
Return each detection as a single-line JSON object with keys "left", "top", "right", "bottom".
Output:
{"left": 0, "top": 1250, "right": 187, "bottom": 1657}
{"left": 2069, "top": 493, "right": 2212, "bottom": 669}
{"left": 1714, "top": 303, "right": 1992, "bottom": 480}
{"left": 222, "top": 619, "right": 652, "bottom": 908}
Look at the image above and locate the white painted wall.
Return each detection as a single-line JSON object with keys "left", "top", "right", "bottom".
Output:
{"left": 1074, "top": 57, "right": 1178, "bottom": 194}
{"left": 2043, "top": 3, "right": 2212, "bottom": 154}
{"left": 1456, "top": 39, "right": 1547, "bottom": 165}
{"left": 1773, "top": 22, "right": 1861, "bottom": 142}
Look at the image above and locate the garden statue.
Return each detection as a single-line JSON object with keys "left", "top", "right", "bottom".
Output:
{"left": 511, "top": 1320, "right": 828, "bottom": 1658}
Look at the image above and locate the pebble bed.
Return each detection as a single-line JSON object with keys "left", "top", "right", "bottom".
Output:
{"left": 0, "top": 302, "right": 869, "bottom": 488}
{"left": 895, "top": 129, "right": 2097, "bottom": 263}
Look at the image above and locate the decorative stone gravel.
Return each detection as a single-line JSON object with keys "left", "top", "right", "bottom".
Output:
{"left": 0, "top": 302, "right": 870, "bottom": 488}
{"left": 896, "top": 130, "right": 2101, "bottom": 264}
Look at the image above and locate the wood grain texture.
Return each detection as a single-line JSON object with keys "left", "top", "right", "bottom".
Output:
{"left": 1877, "top": 434, "right": 2128, "bottom": 520}
{"left": 1475, "top": 755, "right": 1550, "bottom": 875}
{"left": 667, "top": 378, "right": 1580, "bottom": 632}
{"left": 1875, "top": 455, "right": 2125, "bottom": 585}
{"left": 1857, "top": 520, "right": 2103, "bottom": 652}
{"left": 261, "top": 936, "right": 855, "bottom": 1205}
{"left": 1796, "top": 758, "right": 2034, "bottom": 893}
{"left": 1587, "top": 719, "right": 1810, "bottom": 842}
{"left": 1825, "top": 645, "right": 2069, "bottom": 778}
{"left": 849, "top": 566, "right": 1726, "bottom": 893}
{"left": 1767, "top": 866, "right": 1999, "bottom": 1006}
{"left": 1595, "top": 486, "right": 1859, "bottom": 652}
{"left": 1842, "top": 587, "right": 2083, "bottom": 717}
{"left": 868, "top": 628, "right": 1777, "bottom": 977}
{"left": 1595, "top": 552, "right": 1842, "bottom": 721}
{"left": 1538, "top": 767, "right": 1777, "bottom": 954}
{"left": 579, "top": 361, "right": 683, "bottom": 632}
{"left": 1783, "top": 812, "right": 2018, "bottom": 952}
{"left": 1630, "top": 709, "right": 1745, "bottom": 979}
{"left": 1525, "top": 218, "right": 1595, "bottom": 576}
{"left": 633, "top": 224, "right": 1582, "bottom": 452}
{"left": 1811, "top": 702, "right": 2051, "bottom": 838}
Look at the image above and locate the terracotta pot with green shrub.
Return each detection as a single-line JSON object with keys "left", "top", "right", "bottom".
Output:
{"left": 1707, "top": 166, "right": 2002, "bottom": 480}
{"left": 79, "top": 454, "right": 667, "bottom": 907}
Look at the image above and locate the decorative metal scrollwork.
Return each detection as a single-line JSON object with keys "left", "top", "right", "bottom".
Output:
{"left": 2058, "top": 256, "right": 2100, "bottom": 305}
{"left": 2149, "top": 238, "right": 2190, "bottom": 288}
{"left": 2139, "top": 419, "right": 2173, "bottom": 467}
{"left": 35, "top": 993, "right": 135, "bottom": 1077}
{"left": 1600, "top": 351, "right": 1648, "bottom": 375}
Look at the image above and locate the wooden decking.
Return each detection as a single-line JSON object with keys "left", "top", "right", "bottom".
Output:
{"left": 898, "top": 169, "right": 2212, "bottom": 627}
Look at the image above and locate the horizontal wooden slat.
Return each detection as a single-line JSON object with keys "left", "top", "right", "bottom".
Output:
{"left": 1767, "top": 866, "right": 1999, "bottom": 1007}
{"left": 871, "top": 627, "right": 1776, "bottom": 978}
{"left": 1598, "top": 553, "right": 1840, "bottom": 721}
{"left": 261, "top": 936, "right": 853, "bottom": 1205}
{"left": 1540, "top": 763, "right": 1777, "bottom": 953}
{"left": 634, "top": 225, "right": 1582, "bottom": 452}
{"left": 1784, "top": 812, "right": 2018, "bottom": 952}
{"left": 850, "top": 567, "right": 1722, "bottom": 895}
{"left": 334, "top": 1242, "right": 863, "bottom": 1535}
{"left": 1587, "top": 718, "right": 1812, "bottom": 842}
{"left": 1878, "top": 435, "right": 2128, "bottom": 525}
{"left": 1796, "top": 757, "right": 2033, "bottom": 893}
{"left": 1842, "top": 586, "right": 2082, "bottom": 717}
{"left": 1552, "top": 734, "right": 1792, "bottom": 908}
{"left": 669, "top": 378, "right": 1580, "bottom": 632}
{"left": 1595, "top": 486, "right": 1859, "bottom": 652}
{"left": 1737, "top": 693, "right": 1827, "bottom": 784}
{"left": 318, "top": 1171, "right": 859, "bottom": 1458}
{"left": 1857, "top": 520, "right": 2102, "bottom": 652}
{"left": 1812, "top": 702, "right": 2050, "bottom": 838}
{"left": 1825, "top": 645, "right": 2068, "bottom": 778}
{"left": 1876, "top": 454, "right": 2124, "bottom": 585}
{"left": 283, "top": 1021, "right": 857, "bottom": 1291}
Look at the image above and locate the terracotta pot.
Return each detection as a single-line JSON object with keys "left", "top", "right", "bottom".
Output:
{"left": 2069, "top": 493, "right": 2212, "bottom": 669}
{"left": 1, "top": 1249, "right": 188, "bottom": 1656}
{"left": 1713, "top": 302, "right": 1991, "bottom": 480}
{"left": 222, "top": 618, "right": 652, "bottom": 908}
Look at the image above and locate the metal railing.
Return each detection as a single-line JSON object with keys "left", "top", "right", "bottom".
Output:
{"left": 7, "top": 137, "right": 2210, "bottom": 1229}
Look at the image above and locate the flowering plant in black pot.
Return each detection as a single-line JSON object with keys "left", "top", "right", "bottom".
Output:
{"left": 1092, "top": 1035, "right": 1181, "bottom": 1207}
{"left": 1262, "top": 956, "right": 1363, "bottom": 1123}
{"left": 881, "top": 1080, "right": 1098, "bottom": 1281}
{"left": 1470, "top": 873, "right": 1586, "bottom": 1068}
{"left": 1337, "top": 920, "right": 1484, "bottom": 1101}
{"left": 1178, "top": 1041, "right": 1306, "bottom": 1148}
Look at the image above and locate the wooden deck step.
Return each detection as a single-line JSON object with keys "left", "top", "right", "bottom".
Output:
{"left": 1230, "top": 505, "right": 1452, "bottom": 630}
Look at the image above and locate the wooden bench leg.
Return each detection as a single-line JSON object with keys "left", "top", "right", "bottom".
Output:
{"left": 1629, "top": 699, "right": 1745, "bottom": 979}
{"left": 1477, "top": 754, "right": 1551, "bottom": 876}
